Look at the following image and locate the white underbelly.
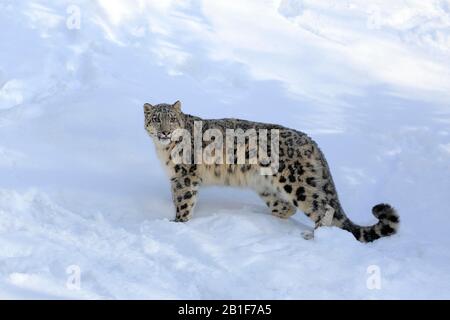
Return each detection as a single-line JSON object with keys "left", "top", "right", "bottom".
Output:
{"left": 198, "top": 164, "right": 268, "bottom": 190}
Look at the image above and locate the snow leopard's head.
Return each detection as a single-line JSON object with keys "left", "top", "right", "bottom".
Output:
{"left": 144, "top": 101, "right": 185, "bottom": 146}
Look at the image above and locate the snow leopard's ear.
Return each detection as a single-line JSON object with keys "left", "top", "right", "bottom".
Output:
{"left": 143, "top": 103, "right": 153, "bottom": 113}
{"left": 173, "top": 100, "right": 182, "bottom": 113}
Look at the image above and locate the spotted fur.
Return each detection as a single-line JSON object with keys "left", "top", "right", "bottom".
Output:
{"left": 144, "top": 102, "right": 399, "bottom": 243}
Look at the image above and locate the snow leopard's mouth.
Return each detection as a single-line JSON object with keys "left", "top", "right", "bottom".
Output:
{"left": 157, "top": 135, "right": 172, "bottom": 145}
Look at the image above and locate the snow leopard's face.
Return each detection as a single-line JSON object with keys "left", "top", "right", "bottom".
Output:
{"left": 144, "top": 101, "right": 185, "bottom": 146}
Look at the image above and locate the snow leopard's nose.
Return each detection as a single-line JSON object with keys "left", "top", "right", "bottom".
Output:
{"left": 160, "top": 131, "right": 171, "bottom": 137}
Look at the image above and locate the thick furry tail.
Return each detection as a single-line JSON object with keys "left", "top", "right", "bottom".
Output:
{"left": 340, "top": 204, "right": 400, "bottom": 243}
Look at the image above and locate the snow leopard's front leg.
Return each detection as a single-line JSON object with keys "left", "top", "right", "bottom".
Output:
{"left": 171, "top": 175, "right": 201, "bottom": 222}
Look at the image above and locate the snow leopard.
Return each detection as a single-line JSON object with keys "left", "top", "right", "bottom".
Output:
{"left": 143, "top": 101, "right": 399, "bottom": 243}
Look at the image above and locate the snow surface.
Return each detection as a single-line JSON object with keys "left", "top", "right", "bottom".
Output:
{"left": 1, "top": 0, "right": 450, "bottom": 299}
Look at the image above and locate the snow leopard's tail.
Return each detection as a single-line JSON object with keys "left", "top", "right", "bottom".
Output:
{"left": 339, "top": 204, "right": 399, "bottom": 243}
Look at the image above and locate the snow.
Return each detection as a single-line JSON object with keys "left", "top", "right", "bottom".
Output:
{"left": 1, "top": 0, "right": 450, "bottom": 299}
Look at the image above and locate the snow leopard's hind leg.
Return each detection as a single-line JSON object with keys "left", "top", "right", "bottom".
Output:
{"left": 258, "top": 189, "right": 297, "bottom": 219}
{"left": 258, "top": 189, "right": 316, "bottom": 240}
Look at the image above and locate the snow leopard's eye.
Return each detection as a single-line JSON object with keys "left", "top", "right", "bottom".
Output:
{"left": 151, "top": 115, "right": 160, "bottom": 122}
{"left": 169, "top": 115, "right": 177, "bottom": 122}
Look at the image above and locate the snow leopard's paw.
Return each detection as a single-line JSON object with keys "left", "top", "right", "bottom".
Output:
{"left": 301, "top": 230, "right": 314, "bottom": 240}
